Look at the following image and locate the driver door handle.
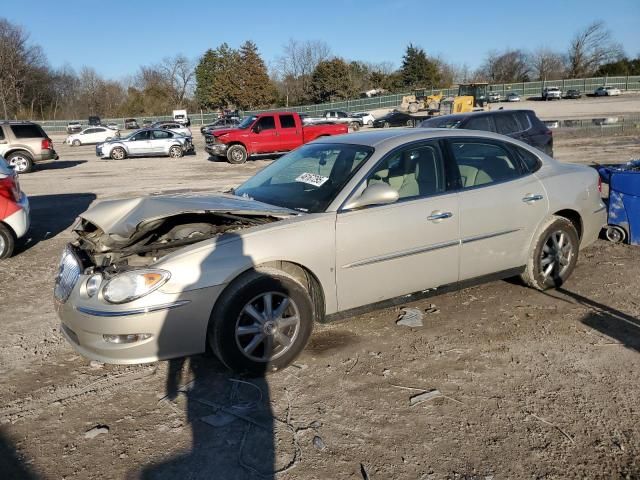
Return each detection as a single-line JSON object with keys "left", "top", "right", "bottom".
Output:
{"left": 427, "top": 211, "right": 453, "bottom": 221}
{"left": 522, "top": 194, "right": 544, "bottom": 203}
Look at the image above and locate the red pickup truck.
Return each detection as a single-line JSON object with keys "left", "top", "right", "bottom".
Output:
{"left": 204, "top": 112, "right": 348, "bottom": 164}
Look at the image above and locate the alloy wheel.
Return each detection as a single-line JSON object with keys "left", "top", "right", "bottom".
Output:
{"left": 540, "top": 230, "right": 574, "bottom": 282}
{"left": 235, "top": 292, "right": 301, "bottom": 363}
{"left": 9, "top": 156, "right": 29, "bottom": 173}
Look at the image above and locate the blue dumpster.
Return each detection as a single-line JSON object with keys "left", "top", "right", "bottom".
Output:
{"left": 597, "top": 160, "right": 640, "bottom": 244}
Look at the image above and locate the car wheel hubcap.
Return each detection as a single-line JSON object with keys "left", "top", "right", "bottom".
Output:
{"left": 232, "top": 150, "right": 243, "bottom": 161}
{"left": 0, "top": 235, "right": 5, "bottom": 255}
{"left": 9, "top": 157, "right": 28, "bottom": 172}
{"left": 170, "top": 147, "right": 180, "bottom": 157}
{"left": 540, "top": 230, "right": 573, "bottom": 282}
{"left": 235, "top": 292, "right": 300, "bottom": 363}
{"left": 113, "top": 149, "right": 123, "bottom": 159}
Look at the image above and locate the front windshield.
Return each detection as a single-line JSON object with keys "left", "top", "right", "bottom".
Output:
{"left": 234, "top": 143, "right": 374, "bottom": 213}
{"left": 238, "top": 116, "right": 256, "bottom": 129}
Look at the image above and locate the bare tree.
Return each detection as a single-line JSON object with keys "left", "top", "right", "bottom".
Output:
{"left": 158, "top": 54, "right": 195, "bottom": 107}
{"left": 276, "top": 39, "right": 332, "bottom": 104}
{"left": 530, "top": 48, "right": 566, "bottom": 80}
{"left": 567, "top": 21, "right": 623, "bottom": 77}
{"left": 477, "top": 49, "right": 531, "bottom": 83}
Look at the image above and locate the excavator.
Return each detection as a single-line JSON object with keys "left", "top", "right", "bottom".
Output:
{"left": 400, "top": 83, "right": 490, "bottom": 116}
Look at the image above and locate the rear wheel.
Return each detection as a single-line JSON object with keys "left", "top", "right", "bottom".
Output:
{"left": 406, "top": 119, "right": 413, "bottom": 127}
{"left": 7, "top": 152, "right": 34, "bottom": 174}
{"left": 383, "top": 121, "right": 390, "bottom": 128}
{"left": 110, "top": 147, "right": 126, "bottom": 160}
{"left": 367, "top": 120, "right": 373, "bottom": 127}
{"left": 521, "top": 216, "right": 579, "bottom": 290}
{"left": 0, "top": 223, "right": 16, "bottom": 259}
{"left": 208, "top": 268, "right": 314, "bottom": 375}
{"left": 227, "top": 145, "right": 248, "bottom": 164}
{"left": 605, "top": 225, "right": 626, "bottom": 243}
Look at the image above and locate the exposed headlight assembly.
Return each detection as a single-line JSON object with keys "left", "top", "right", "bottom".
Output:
{"left": 102, "top": 270, "right": 170, "bottom": 304}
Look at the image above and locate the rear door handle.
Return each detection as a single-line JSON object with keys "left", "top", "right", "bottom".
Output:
{"left": 522, "top": 194, "right": 543, "bottom": 202}
{"left": 427, "top": 211, "right": 453, "bottom": 221}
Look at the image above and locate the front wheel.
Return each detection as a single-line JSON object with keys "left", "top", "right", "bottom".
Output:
{"left": 226, "top": 145, "right": 248, "bottom": 164}
{"left": 168, "top": 145, "right": 183, "bottom": 158}
{"left": 521, "top": 216, "right": 579, "bottom": 290}
{"left": 72, "top": 139, "right": 81, "bottom": 147}
{"left": 383, "top": 121, "right": 390, "bottom": 128}
{"left": 208, "top": 269, "right": 314, "bottom": 375}
{"left": 110, "top": 147, "right": 126, "bottom": 160}
{"left": 349, "top": 122, "right": 360, "bottom": 131}
{"left": 0, "top": 223, "right": 16, "bottom": 259}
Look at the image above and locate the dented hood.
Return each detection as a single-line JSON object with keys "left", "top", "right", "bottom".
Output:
{"left": 78, "top": 193, "right": 296, "bottom": 239}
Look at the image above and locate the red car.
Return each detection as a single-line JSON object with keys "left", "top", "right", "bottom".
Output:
{"left": 0, "top": 156, "right": 30, "bottom": 259}
{"left": 205, "top": 112, "right": 348, "bottom": 163}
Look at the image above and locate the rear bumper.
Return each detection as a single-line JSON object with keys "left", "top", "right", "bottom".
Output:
{"left": 3, "top": 193, "right": 30, "bottom": 239}
{"left": 34, "top": 149, "right": 58, "bottom": 162}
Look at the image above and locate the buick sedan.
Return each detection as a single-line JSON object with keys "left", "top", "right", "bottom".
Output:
{"left": 55, "top": 129, "right": 606, "bottom": 374}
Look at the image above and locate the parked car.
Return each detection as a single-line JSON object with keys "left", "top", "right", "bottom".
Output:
{"left": 542, "top": 87, "right": 562, "bottom": 101}
{"left": 142, "top": 119, "right": 153, "bottom": 128}
{"left": 351, "top": 112, "right": 376, "bottom": 127}
{"left": 54, "top": 129, "right": 606, "bottom": 374}
{"left": 66, "top": 126, "right": 118, "bottom": 146}
{"left": 488, "top": 92, "right": 502, "bottom": 103}
{"left": 372, "top": 111, "right": 415, "bottom": 128}
{"left": 564, "top": 89, "right": 582, "bottom": 99}
{"left": 151, "top": 121, "right": 192, "bottom": 138}
{"left": 594, "top": 86, "right": 621, "bottom": 96}
{"left": 0, "top": 155, "right": 29, "bottom": 259}
{"left": 420, "top": 109, "right": 554, "bottom": 157}
{"left": 88, "top": 116, "right": 101, "bottom": 126}
{"left": 204, "top": 112, "right": 348, "bottom": 164}
{"left": 124, "top": 118, "right": 140, "bottom": 130}
{"left": 506, "top": 92, "right": 521, "bottom": 102}
{"left": 67, "top": 122, "right": 82, "bottom": 134}
{"left": 172, "top": 109, "right": 190, "bottom": 126}
{"left": 96, "top": 128, "right": 192, "bottom": 160}
{"left": 0, "top": 121, "right": 58, "bottom": 174}
{"left": 106, "top": 122, "right": 119, "bottom": 131}
{"left": 322, "top": 111, "right": 362, "bottom": 129}
{"left": 200, "top": 117, "right": 240, "bottom": 135}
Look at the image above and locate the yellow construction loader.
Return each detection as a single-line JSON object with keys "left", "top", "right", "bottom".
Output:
{"left": 400, "top": 83, "right": 490, "bottom": 115}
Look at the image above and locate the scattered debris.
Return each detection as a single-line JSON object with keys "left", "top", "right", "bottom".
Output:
{"left": 346, "top": 354, "right": 359, "bottom": 374}
{"left": 89, "top": 360, "right": 103, "bottom": 369}
{"left": 84, "top": 425, "right": 109, "bottom": 439}
{"left": 525, "top": 411, "right": 575, "bottom": 444}
{"left": 425, "top": 303, "right": 440, "bottom": 314}
{"left": 396, "top": 307, "right": 424, "bottom": 327}
{"left": 360, "top": 463, "right": 371, "bottom": 480}
{"left": 382, "top": 368, "right": 391, "bottom": 377}
{"left": 312, "top": 435, "right": 326, "bottom": 450}
{"left": 410, "top": 390, "right": 442, "bottom": 406}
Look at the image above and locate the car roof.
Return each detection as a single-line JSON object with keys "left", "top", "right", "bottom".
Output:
{"left": 313, "top": 127, "right": 525, "bottom": 150}
{"left": 424, "top": 109, "right": 535, "bottom": 122}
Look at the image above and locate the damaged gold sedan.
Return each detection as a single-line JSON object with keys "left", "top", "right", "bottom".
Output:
{"left": 54, "top": 129, "right": 606, "bottom": 374}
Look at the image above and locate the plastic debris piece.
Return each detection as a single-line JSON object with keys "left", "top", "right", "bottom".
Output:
{"left": 312, "top": 435, "right": 325, "bottom": 450}
{"left": 396, "top": 307, "right": 424, "bottom": 327}
{"left": 410, "top": 389, "right": 442, "bottom": 406}
{"left": 84, "top": 425, "right": 109, "bottom": 439}
{"left": 425, "top": 303, "right": 440, "bottom": 314}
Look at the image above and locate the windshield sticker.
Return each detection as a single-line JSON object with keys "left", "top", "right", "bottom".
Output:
{"left": 295, "top": 172, "right": 329, "bottom": 187}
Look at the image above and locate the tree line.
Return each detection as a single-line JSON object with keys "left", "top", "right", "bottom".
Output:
{"left": 0, "top": 17, "right": 637, "bottom": 121}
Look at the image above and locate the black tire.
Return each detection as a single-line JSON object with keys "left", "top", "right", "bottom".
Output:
{"left": 110, "top": 147, "right": 126, "bottom": 160}
{"left": 168, "top": 145, "right": 183, "bottom": 158}
{"left": 521, "top": 216, "right": 579, "bottom": 290}
{"left": 72, "top": 139, "right": 81, "bottom": 147}
{"left": 406, "top": 120, "right": 413, "bottom": 127}
{"left": 6, "top": 151, "right": 34, "bottom": 174}
{"left": 349, "top": 122, "right": 360, "bottom": 131}
{"left": 208, "top": 268, "right": 314, "bottom": 376}
{"left": 0, "top": 223, "right": 16, "bottom": 259}
{"left": 226, "top": 144, "right": 248, "bottom": 164}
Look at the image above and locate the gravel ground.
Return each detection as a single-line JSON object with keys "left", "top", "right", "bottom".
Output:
{"left": 1, "top": 132, "right": 640, "bottom": 479}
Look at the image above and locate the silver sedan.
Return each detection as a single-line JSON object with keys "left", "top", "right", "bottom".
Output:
{"left": 96, "top": 128, "right": 192, "bottom": 160}
{"left": 56, "top": 129, "right": 606, "bottom": 374}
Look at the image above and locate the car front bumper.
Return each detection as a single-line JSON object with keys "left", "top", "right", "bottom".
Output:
{"left": 205, "top": 143, "right": 228, "bottom": 156}
{"left": 56, "top": 276, "right": 226, "bottom": 364}
{"left": 3, "top": 192, "right": 30, "bottom": 239}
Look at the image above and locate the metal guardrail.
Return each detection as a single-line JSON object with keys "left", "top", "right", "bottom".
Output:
{"left": 31, "top": 75, "right": 640, "bottom": 134}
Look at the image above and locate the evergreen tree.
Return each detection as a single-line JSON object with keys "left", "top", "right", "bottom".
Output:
{"left": 195, "top": 43, "right": 241, "bottom": 109}
{"left": 401, "top": 44, "right": 440, "bottom": 88}
{"left": 238, "top": 41, "right": 276, "bottom": 110}
{"left": 309, "top": 58, "right": 352, "bottom": 103}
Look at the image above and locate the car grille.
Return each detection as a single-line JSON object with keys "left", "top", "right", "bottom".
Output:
{"left": 205, "top": 136, "right": 216, "bottom": 145}
{"left": 54, "top": 247, "right": 81, "bottom": 303}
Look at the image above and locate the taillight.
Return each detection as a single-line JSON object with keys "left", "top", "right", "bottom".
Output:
{"left": 41, "top": 138, "right": 52, "bottom": 150}
{"left": 0, "top": 175, "right": 20, "bottom": 202}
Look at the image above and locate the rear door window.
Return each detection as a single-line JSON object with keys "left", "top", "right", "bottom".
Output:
{"left": 11, "top": 124, "right": 45, "bottom": 138}
{"left": 152, "top": 130, "right": 172, "bottom": 139}
{"left": 493, "top": 114, "right": 521, "bottom": 135}
{"left": 279, "top": 114, "right": 296, "bottom": 129}
{"left": 448, "top": 140, "right": 523, "bottom": 189}
{"left": 514, "top": 112, "right": 531, "bottom": 131}
{"left": 514, "top": 146, "right": 542, "bottom": 173}
{"left": 464, "top": 116, "right": 493, "bottom": 132}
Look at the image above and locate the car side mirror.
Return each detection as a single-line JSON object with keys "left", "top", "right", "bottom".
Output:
{"left": 343, "top": 183, "right": 399, "bottom": 210}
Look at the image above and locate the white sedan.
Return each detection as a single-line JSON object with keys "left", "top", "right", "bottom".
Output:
{"left": 594, "top": 86, "right": 621, "bottom": 96}
{"left": 352, "top": 112, "right": 376, "bottom": 127}
{"left": 152, "top": 122, "right": 192, "bottom": 137}
{"left": 67, "top": 127, "right": 118, "bottom": 146}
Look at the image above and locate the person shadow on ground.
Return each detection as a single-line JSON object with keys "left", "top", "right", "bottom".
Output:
{"left": 138, "top": 232, "right": 277, "bottom": 480}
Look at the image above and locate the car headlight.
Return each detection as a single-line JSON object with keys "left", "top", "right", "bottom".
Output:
{"left": 102, "top": 270, "right": 170, "bottom": 304}
{"left": 85, "top": 273, "right": 102, "bottom": 298}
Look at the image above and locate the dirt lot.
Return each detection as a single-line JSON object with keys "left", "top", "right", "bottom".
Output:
{"left": 1, "top": 133, "right": 640, "bottom": 479}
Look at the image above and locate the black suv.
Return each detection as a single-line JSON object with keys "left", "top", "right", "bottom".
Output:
{"left": 420, "top": 110, "right": 553, "bottom": 157}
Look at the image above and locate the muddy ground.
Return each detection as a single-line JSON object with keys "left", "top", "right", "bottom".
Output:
{"left": 1, "top": 133, "right": 639, "bottom": 479}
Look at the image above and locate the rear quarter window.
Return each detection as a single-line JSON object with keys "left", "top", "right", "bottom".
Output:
{"left": 494, "top": 114, "right": 521, "bottom": 135}
{"left": 514, "top": 112, "right": 532, "bottom": 131}
{"left": 514, "top": 145, "right": 542, "bottom": 173}
{"left": 464, "top": 116, "right": 493, "bottom": 132}
{"left": 10, "top": 124, "right": 45, "bottom": 138}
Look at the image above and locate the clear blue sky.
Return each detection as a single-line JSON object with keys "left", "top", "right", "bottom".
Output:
{"left": 6, "top": 0, "right": 640, "bottom": 79}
